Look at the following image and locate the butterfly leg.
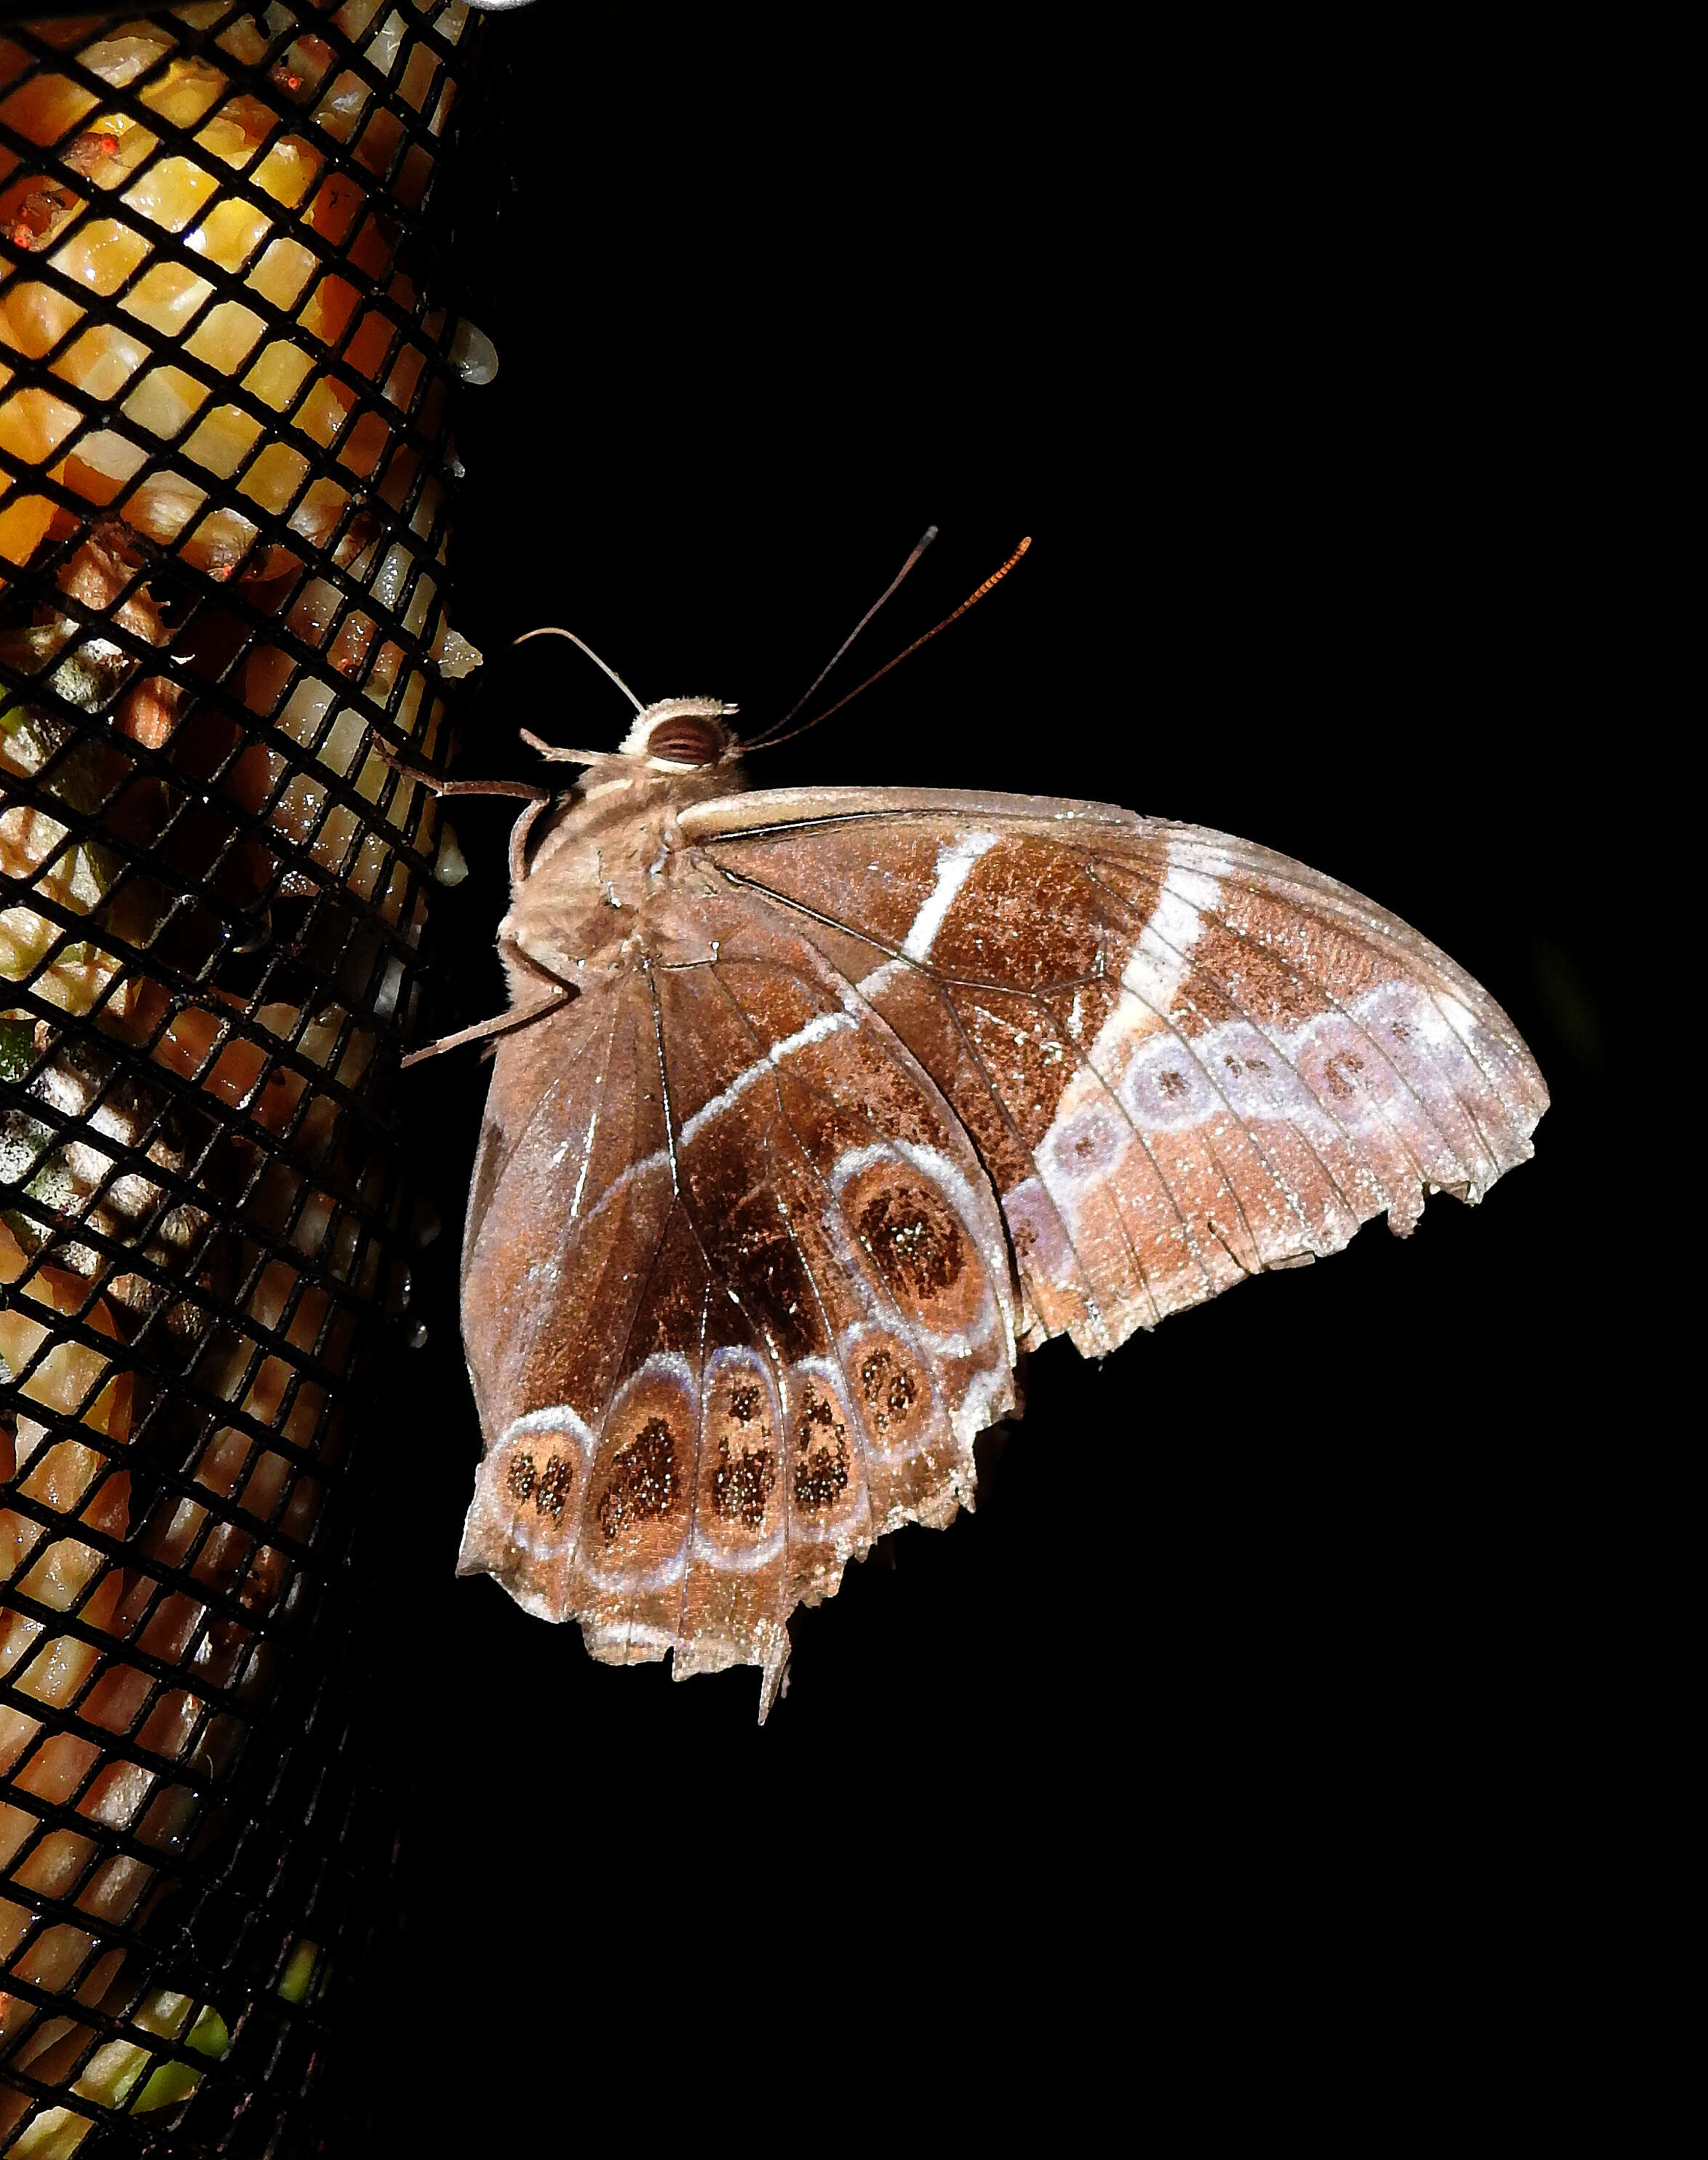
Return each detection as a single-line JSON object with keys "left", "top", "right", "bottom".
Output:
{"left": 400, "top": 981, "right": 572, "bottom": 1068}
{"left": 504, "top": 797, "right": 553, "bottom": 890}
{"left": 370, "top": 731, "right": 551, "bottom": 806}
{"left": 401, "top": 924, "right": 581, "bottom": 1068}
{"left": 373, "top": 736, "right": 555, "bottom": 888}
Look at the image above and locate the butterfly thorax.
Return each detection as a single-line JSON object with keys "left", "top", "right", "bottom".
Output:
{"left": 502, "top": 755, "right": 750, "bottom": 985}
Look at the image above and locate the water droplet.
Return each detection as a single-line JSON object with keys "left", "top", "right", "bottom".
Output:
{"left": 433, "top": 824, "right": 469, "bottom": 886}
{"left": 448, "top": 317, "right": 498, "bottom": 386}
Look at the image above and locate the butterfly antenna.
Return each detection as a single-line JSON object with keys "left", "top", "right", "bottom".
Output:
{"left": 513, "top": 624, "right": 646, "bottom": 713}
{"left": 745, "top": 526, "right": 939, "bottom": 747}
{"left": 747, "top": 536, "right": 1032, "bottom": 755}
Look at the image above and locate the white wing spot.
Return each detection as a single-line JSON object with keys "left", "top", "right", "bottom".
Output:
{"left": 856, "top": 957, "right": 907, "bottom": 1000}
{"left": 678, "top": 1012, "right": 857, "bottom": 1145}
{"left": 569, "top": 1108, "right": 598, "bottom": 1219}
{"left": 1111, "top": 853, "right": 1220, "bottom": 1028}
{"left": 899, "top": 830, "right": 999, "bottom": 963}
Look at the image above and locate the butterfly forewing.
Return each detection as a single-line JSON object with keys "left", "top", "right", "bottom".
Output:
{"left": 683, "top": 790, "right": 1549, "bottom": 1360}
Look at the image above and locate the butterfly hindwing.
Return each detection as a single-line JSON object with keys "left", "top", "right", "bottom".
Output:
{"left": 457, "top": 882, "right": 1017, "bottom": 1707}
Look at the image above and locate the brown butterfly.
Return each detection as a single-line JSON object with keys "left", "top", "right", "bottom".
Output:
{"left": 408, "top": 539, "right": 1546, "bottom": 1718}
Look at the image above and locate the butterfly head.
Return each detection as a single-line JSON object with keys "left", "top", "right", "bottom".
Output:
{"left": 617, "top": 697, "right": 741, "bottom": 771}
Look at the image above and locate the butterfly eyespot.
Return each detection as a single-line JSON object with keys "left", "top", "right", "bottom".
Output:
{"left": 794, "top": 1449, "right": 849, "bottom": 1512}
{"left": 595, "top": 1415, "right": 681, "bottom": 1541}
{"left": 793, "top": 1426, "right": 849, "bottom": 1512}
{"left": 711, "top": 1434, "right": 777, "bottom": 1527}
{"left": 797, "top": 1383, "right": 843, "bottom": 1435}
{"left": 1049, "top": 1103, "right": 1125, "bottom": 1187}
{"left": 1322, "top": 1052, "right": 1365, "bottom": 1100}
{"left": 790, "top": 1380, "right": 851, "bottom": 1511}
{"left": 857, "top": 1182, "right": 966, "bottom": 1300}
{"left": 1157, "top": 1070, "right": 1189, "bottom": 1101}
{"left": 859, "top": 1347, "right": 919, "bottom": 1437}
{"left": 507, "top": 1451, "right": 536, "bottom": 1503}
{"left": 535, "top": 1455, "right": 573, "bottom": 1520}
{"left": 696, "top": 1362, "right": 783, "bottom": 1545}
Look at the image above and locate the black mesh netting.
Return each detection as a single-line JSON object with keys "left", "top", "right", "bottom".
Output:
{"left": 0, "top": 4, "right": 485, "bottom": 2148}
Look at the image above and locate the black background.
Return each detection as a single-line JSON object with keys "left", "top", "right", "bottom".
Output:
{"left": 333, "top": 7, "right": 1674, "bottom": 2138}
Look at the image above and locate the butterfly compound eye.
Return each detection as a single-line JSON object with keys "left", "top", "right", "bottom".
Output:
{"left": 644, "top": 711, "right": 728, "bottom": 766}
